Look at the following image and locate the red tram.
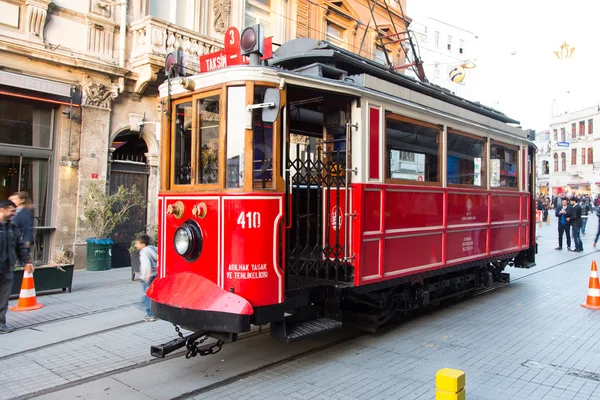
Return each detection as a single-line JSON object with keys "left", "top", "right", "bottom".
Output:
{"left": 148, "top": 31, "right": 537, "bottom": 358}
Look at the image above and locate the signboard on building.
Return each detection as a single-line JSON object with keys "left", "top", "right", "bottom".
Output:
{"left": 199, "top": 27, "right": 273, "bottom": 73}
{"left": 557, "top": 142, "right": 569, "bottom": 147}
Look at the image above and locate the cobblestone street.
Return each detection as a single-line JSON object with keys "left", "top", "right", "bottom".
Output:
{"left": 1, "top": 218, "right": 600, "bottom": 400}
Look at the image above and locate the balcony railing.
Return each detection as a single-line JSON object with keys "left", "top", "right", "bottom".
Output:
{"left": 129, "top": 16, "right": 224, "bottom": 87}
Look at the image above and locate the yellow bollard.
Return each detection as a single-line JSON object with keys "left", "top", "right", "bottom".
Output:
{"left": 436, "top": 368, "right": 466, "bottom": 400}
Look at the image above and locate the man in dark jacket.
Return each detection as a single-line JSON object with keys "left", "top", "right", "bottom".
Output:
{"left": 568, "top": 197, "right": 583, "bottom": 252}
{"left": 0, "top": 200, "right": 33, "bottom": 333}
{"left": 8, "top": 192, "right": 34, "bottom": 253}
{"left": 555, "top": 198, "right": 573, "bottom": 251}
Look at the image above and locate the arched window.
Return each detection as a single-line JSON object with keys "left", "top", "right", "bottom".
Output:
{"left": 553, "top": 153, "right": 558, "bottom": 172}
{"left": 561, "top": 152, "right": 566, "bottom": 171}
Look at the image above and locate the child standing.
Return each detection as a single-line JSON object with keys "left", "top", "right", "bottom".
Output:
{"left": 134, "top": 234, "right": 158, "bottom": 322}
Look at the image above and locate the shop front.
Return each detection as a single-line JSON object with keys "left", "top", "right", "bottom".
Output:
{"left": 0, "top": 71, "right": 78, "bottom": 264}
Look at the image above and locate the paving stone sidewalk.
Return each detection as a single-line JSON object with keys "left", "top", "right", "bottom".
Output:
{"left": 6, "top": 267, "right": 141, "bottom": 330}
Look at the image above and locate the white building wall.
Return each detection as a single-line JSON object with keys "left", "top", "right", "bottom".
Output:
{"left": 405, "top": 16, "right": 479, "bottom": 101}
{"left": 549, "top": 106, "right": 600, "bottom": 196}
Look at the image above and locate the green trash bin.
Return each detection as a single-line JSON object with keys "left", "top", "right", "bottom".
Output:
{"left": 86, "top": 238, "right": 114, "bottom": 271}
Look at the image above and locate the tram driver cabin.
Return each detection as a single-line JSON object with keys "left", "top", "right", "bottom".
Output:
{"left": 149, "top": 36, "right": 536, "bottom": 346}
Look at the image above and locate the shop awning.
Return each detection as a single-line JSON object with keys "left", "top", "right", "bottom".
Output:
{"left": 0, "top": 70, "right": 79, "bottom": 106}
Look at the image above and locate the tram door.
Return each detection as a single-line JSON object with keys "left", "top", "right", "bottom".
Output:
{"left": 285, "top": 91, "right": 354, "bottom": 288}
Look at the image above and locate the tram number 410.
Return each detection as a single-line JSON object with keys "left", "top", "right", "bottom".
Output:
{"left": 237, "top": 212, "right": 261, "bottom": 229}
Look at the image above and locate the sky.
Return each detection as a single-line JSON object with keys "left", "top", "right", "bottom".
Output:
{"left": 407, "top": 0, "right": 600, "bottom": 131}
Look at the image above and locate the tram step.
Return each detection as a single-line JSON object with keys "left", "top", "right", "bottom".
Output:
{"left": 272, "top": 318, "right": 342, "bottom": 343}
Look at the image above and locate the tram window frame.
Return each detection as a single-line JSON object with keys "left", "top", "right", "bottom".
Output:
{"left": 194, "top": 90, "right": 223, "bottom": 189}
{"left": 225, "top": 85, "right": 246, "bottom": 190}
{"left": 489, "top": 140, "right": 519, "bottom": 190}
{"left": 447, "top": 129, "right": 487, "bottom": 188}
{"left": 170, "top": 98, "right": 194, "bottom": 188}
{"left": 384, "top": 113, "right": 442, "bottom": 186}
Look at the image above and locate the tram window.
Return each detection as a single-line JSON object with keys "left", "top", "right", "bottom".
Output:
{"left": 385, "top": 115, "right": 439, "bottom": 183}
{"left": 173, "top": 101, "right": 192, "bottom": 185}
{"left": 447, "top": 131, "right": 485, "bottom": 186}
{"left": 226, "top": 86, "right": 246, "bottom": 189}
{"left": 196, "top": 94, "right": 220, "bottom": 185}
{"left": 253, "top": 86, "right": 274, "bottom": 189}
{"left": 490, "top": 142, "right": 518, "bottom": 188}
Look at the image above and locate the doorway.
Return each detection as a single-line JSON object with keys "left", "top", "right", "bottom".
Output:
{"left": 109, "top": 131, "right": 149, "bottom": 268}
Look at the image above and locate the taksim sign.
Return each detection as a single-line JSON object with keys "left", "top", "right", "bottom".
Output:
{"left": 199, "top": 27, "right": 273, "bottom": 73}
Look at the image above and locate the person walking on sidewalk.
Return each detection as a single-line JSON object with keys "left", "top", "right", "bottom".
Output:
{"left": 555, "top": 198, "right": 573, "bottom": 251}
{"left": 569, "top": 197, "right": 583, "bottom": 252}
{"left": 0, "top": 200, "right": 34, "bottom": 334}
{"left": 580, "top": 199, "right": 590, "bottom": 235}
{"left": 134, "top": 234, "right": 158, "bottom": 322}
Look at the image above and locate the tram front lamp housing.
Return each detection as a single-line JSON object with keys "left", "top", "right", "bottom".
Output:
{"left": 173, "top": 220, "right": 203, "bottom": 261}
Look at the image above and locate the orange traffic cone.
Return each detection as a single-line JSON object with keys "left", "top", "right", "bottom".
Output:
{"left": 10, "top": 269, "right": 44, "bottom": 312}
{"left": 581, "top": 261, "right": 600, "bottom": 310}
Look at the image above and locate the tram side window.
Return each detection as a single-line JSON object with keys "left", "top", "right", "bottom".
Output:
{"left": 490, "top": 142, "right": 518, "bottom": 188}
{"left": 447, "top": 131, "right": 485, "bottom": 186}
{"left": 253, "top": 86, "right": 274, "bottom": 189}
{"left": 385, "top": 115, "right": 439, "bottom": 183}
{"left": 173, "top": 101, "right": 192, "bottom": 185}
{"left": 197, "top": 94, "right": 220, "bottom": 185}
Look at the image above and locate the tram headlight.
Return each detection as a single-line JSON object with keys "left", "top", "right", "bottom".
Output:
{"left": 173, "top": 220, "right": 203, "bottom": 261}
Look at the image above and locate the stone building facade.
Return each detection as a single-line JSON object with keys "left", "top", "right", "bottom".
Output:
{"left": 549, "top": 106, "right": 600, "bottom": 197}
{"left": 0, "top": 0, "right": 407, "bottom": 268}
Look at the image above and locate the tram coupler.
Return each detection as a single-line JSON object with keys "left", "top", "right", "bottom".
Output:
{"left": 150, "top": 331, "right": 207, "bottom": 359}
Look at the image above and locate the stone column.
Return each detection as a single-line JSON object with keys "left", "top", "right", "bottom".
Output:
{"left": 145, "top": 152, "right": 160, "bottom": 231}
{"left": 73, "top": 82, "right": 117, "bottom": 269}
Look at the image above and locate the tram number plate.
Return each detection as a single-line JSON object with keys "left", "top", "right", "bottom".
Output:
{"left": 237, "top": 212, "right": 261, "bottom": 229}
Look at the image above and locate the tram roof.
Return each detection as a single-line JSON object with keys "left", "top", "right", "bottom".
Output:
{"left": 269, "top": 39, "right": 520, "bottom": 125}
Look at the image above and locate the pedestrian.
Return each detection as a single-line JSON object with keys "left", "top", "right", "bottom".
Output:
{"left": 568, "top": 197, "right": 583, "bottom": 252}
{"left": 581, "top": 199, "right": 590, "bottom": 235}
{"left": 134, "top": 233, "right": 158, "bottom": 322}
{"left": 594, "top": 207, "right": 600, "bottom": 248}
{"left": 8, "top": 192, "right": 34, "bottom": 254}
{"left": 543, "top": 196, "right": 551, "bottom": 225}
{"left": 555, "top": 198, "right": 573, "bottom": 251}
{"left": 0, "top": 200, "right": 33, "bottom": 334}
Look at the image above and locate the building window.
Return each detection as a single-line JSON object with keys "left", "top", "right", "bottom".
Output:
{"left": 571, "top": 148, "right": 577, "bottom": 165}
{"left": 435, "top": 31, "right": 440, "bottom": 47}
{"left": 553, "top": 153, "right": 558, "bottom": 172}
{"left": 561, "top": 152, "right": 566, "bottom": 171}
{"left": 579, "top": 120, "right": 585, "bottom": 136}
{"left": 0, "top": 95, "right": 55, "bottom": 265}
{"left": 553, "top": 129, "right": 558, "bottom": 141}
{"left": 571, "top": 123, "right": 576, "bottom": 138}
{"left": 325, "top": 21, "right": 344, "bottom": 46}
{"left": 447, "top": 35, "right": 452, "bottom": 51}
{"left": 582, "top": 148, "right": 586, "bottom": 165}
{"left": 542, "top": 160, "right": 549, "bottom": 175}
{"left": 386, "top": 113, "right": 440, "bottom": 183}
{"left": 434, "top": 63, "right": 440, "bottom": 78}
{"left": 447, "top": 130, "right": 485, "bottom": 186}
{"left": 246, "top": 0, "right": 271, "bottom": 37}
{"left": 490, "top": 142, "right": 518, "bottom": 188}
{"left": 589, "top": 119, "right": 594, "bottom": 135}
{"left": 588, "top": 148, "right": 594, "bottom": 164}
{"left": 560, "top": 127, "right": 566, "bottom": 142}
{"left": 150, "top": 0, "right": 195, "bottom": 30}
{"left": 423, "top": 26, "right": 428, "bottom": 43}
{"left": 375, "top": 46, "right": 388, "bottom": 65}
{"left": 459, "top": 39, "right": 464, "bottom": 54}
